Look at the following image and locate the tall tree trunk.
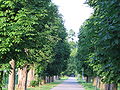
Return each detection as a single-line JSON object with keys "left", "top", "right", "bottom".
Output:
{"left": 8, "top": 59, "right": 15, "bottom": 90}
{"left": 0, "top": 71, "right": 3, "bottom": 90}
{"left": 27, "top": 68, "right": 35, "bottom": 87}
{"left": 17, "top": 65, "right": 28, "bottom": 90}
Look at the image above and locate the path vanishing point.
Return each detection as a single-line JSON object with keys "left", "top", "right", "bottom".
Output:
{"left": 51, "top": 77, "right": 85, "bottom": 90}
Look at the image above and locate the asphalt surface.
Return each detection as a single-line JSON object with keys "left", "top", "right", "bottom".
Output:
{"left": 51, "top": 77, "right": 85, "bottom": 90}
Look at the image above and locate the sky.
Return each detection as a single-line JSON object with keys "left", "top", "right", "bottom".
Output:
{"left": 52, "top": 0, "right": 93, "bottom": 40}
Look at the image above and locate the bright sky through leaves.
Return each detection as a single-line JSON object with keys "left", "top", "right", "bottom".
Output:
{"left": 52, "top": 0, "right": 93, "bottom": 40}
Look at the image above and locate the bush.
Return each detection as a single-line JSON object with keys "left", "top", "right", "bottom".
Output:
{"left": 30, "top": 80, "right": 39, "bottom": 87}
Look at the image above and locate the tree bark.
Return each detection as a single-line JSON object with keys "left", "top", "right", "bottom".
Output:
{"left": 105, "top": 84, "right": 111, "bottom": 90}
{"left": 57, "top": 75, "right": 59, "bottom": 80}
{"left": 0, "top": 71, "right": 3, "bottom": 90}
{"left": 27, "top": 68, "right": 35, "bottom": 87}
{"left": 17, "top": 65, "right": 28, "bottom": 90}
{"left": 110, "top": 84, "right": 117, "bottom": 90}
{"left": 45, "top": 76, "right": 48, "bottom": 83}
{"left": 48, "top": 76, "right": 50, "bottom": 83}
{"left": 50, "top": 76, "right": 52, "bottom": 82}
{"left": 100, "top": 81, "right": 105, "bottom": 90}
{"left": 105, "top": 84, "right": 117, "bottom": 90}
{"left": 54, "top": 76, "right": 56, "bottom": 81}
{"left": 93, "top": 77, "right": 97, "bottom": 86}
{"left": 51, "top": 76, "right": 54, "bottom": 82}
{"left": 8, "top": 59, "right": 15, "bottom": 90}
{"left": 86, "top": 76, "right": 91, "bottom": 83}
{"left": 44, "top": 76, "right": 46, "bottom": 84}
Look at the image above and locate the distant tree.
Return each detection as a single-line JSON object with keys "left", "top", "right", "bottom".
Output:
{"left": 67, "top": 29, "right": 76, "bottom": 41}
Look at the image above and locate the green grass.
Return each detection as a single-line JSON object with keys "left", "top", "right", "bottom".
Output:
{"left": 118, "top": 84, "right": 120, "bottom": 90}
{"left": 80, "top": 82, "right": 99, "bottom": 90}
{"left": 27, "top": 76, "right": 68, "bottom": 90}
{"left": 77, "top": 78, "right": 99, "bottom": 90}
{"left": 3, "top": 89, "right": 7, "bottom": 90}
{"left": 77, "top": 78, "right": 120, "bottom": 90}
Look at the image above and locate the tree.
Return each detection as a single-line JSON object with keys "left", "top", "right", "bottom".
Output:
{"left": 65, "top": 41, "right": 78, "bottom": 76}
{"left": 77, "top": 0, "right": 120, "bottom": 89}
{"left": 67, "top": 29, "right": 76, "bottom": 41}
{"left": 77, "top": 22, "right": 95, "bottom": 82}
{"left": 0, "top": 0, "right": 69, "bottom": 89}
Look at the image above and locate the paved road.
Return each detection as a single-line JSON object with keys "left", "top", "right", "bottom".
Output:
{"left": 51, "top": 77, "right": 85, "bottom": 90}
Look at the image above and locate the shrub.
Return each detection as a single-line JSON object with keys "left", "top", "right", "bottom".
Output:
{"left": 30, "top": 80, "right": 39, "bottom": 87}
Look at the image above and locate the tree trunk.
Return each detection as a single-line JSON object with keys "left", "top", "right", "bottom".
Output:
{"left": 58, "top": 75, "right": 60, "bottom": 80}
{"left": 110, "top": 84, "right": 117, "bottom": 90}
{"left": 93, "top": 77, "right": 97, "bottom": 86}
{"left": 92, "top": 77, "right": 100, "bottom": 90}
{"left": 0, "top": 71, "right": 3, "bottom": 90}
{"left": 8, "top": 59, "right": 15, "bottom": 90}
{"left": 50, "top": 76, "right": 53, "bottom": 82}
{"left": 51, "top": 76, "right": 54, "bottom": 82}
{"left": 17, "top": 65, "right": 28, "bottom": 90}
{"left": 105, "top": 84, "right": 117, "bottom": 90}
{"left": 44, "top": 76, "right": 46, "bottom": 84}
{"left": 96, "top": 77, "right": 100, "bottom": 88}
{"left": 100, "top": 81, "right": 105, "bottom": 90}
{"left": 40, "top": 76, "right": 46, "bottom": 85}
{"left": 105, "top": 84, "right": 111, "bottom": 90}
{"left": 48, "top": 76, "right": 50, "bottom": 83}
{"left": 45, "top": 76, "right": 48, "bottom": 83}
{"left": 27, "top": 68, "right": 35, "bottom": 87}
{"left": 54, "top": 76, "right": 56, "bottom": 81}
{"left": 86, "top": 76, "right": 91, "bottom": 83}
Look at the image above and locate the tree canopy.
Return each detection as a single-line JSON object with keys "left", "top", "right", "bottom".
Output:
{"left": 77, "top": 0, "right": 120, "bottom": 83}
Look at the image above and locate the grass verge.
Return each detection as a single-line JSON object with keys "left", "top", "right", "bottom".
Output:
{"left": 77, "top": 78, "right": 120, "bottom": 90}
{"left": 77, "top": 78, "right": 99, "bottom": 90}
{"left": 27, "top": 76, "right": 68, "bottom": 90}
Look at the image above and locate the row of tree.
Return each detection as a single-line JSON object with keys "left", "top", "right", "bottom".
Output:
{"left": 77, "top": 0, "right": 120, "bottom": 90}
{"left": 0, "top": 0, "right": 70, "bottom": 90}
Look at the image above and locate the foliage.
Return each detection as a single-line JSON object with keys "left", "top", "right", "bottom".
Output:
{"left": 0, "top": 0, "right": 70, "bottom": 88}
{"left": 65, "top": 41, "right": 78, "bottom": 75}
{"left": 45, "top": 40, "right": 70, "bottom": 76}
{"left": 77, "top": 0, "right": 120, "bottom": 84}
{"left": 77, "top": 21, "right": 95, "bottom": 77}
{"left": 30, "top": 80, "right": 39, "bottom": 87}
{"left": 67, "top": 29, "right": 76, "bottom": 41}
